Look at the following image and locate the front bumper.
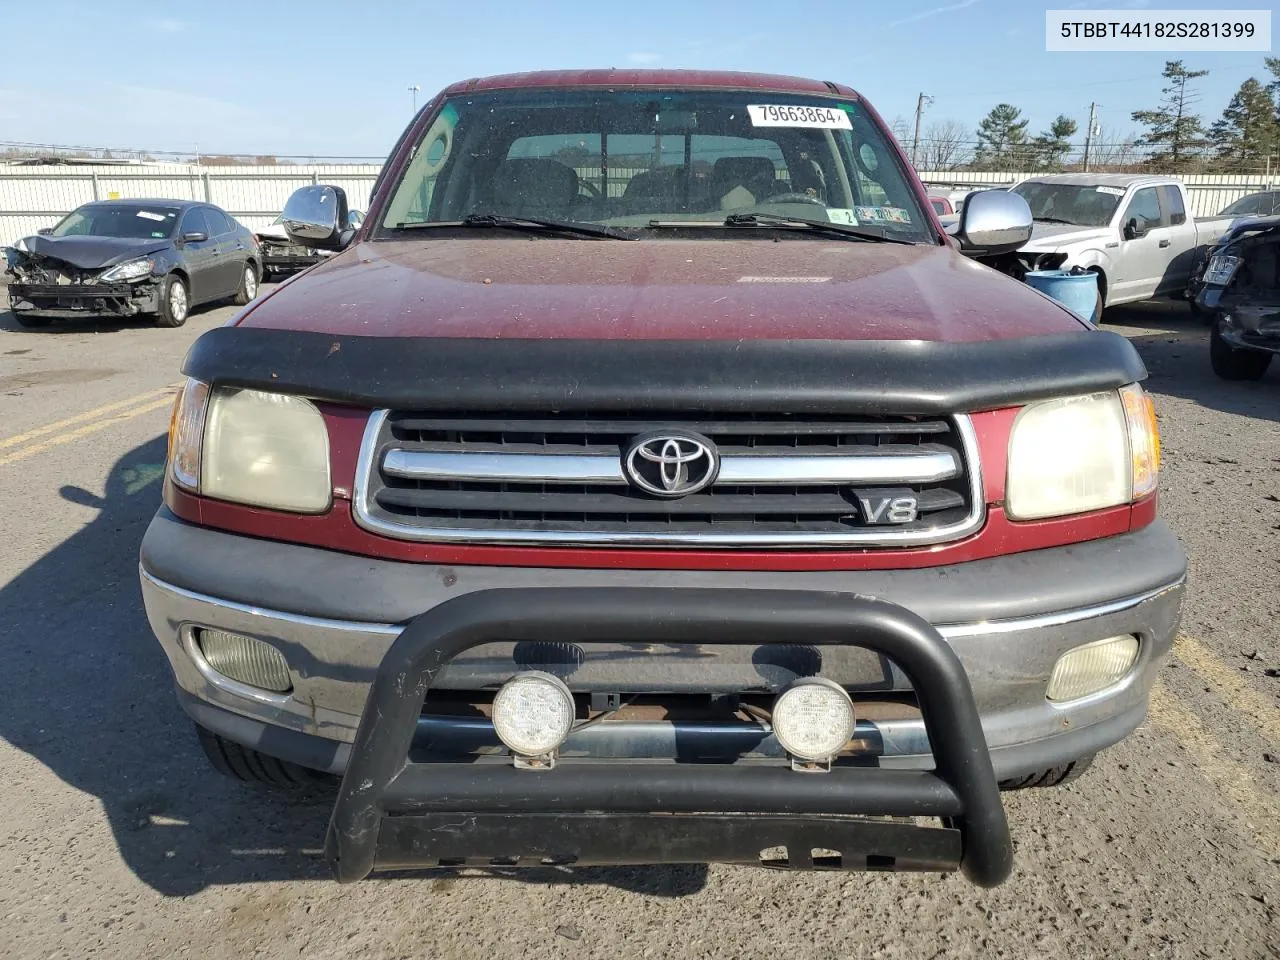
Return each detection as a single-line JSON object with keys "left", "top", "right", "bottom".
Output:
{"left": 7, "top": 281, "right": 159, "bottom": 317}
{"left": 141, "top": 509, "right": 1185, "bottom": 770}
{"left": 1218, "top": 301, "right": 1280, "bottom": 355}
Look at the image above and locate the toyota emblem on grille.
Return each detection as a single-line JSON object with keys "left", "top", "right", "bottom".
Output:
{"left": 623, "top": 431, "right": 720, "bottom": 497}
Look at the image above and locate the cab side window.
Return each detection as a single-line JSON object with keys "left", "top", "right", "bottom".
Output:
{"left": 1124, "top": 187, "right": 1162, "bottom": 232}
{"left": 1157, "top": 186, "right": 1186, "bottom": 226}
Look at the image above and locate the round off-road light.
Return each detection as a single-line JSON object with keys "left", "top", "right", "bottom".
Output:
{"left": 491, "top": 671, "right": 576, "bottom": 758}
{"left": 771, "top": 677, "right": 856, "bottom": 763}
{"left": 1047, "top": 635, "right": 1139, "bottom": 702}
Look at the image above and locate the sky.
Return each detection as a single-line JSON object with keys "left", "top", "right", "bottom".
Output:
{"left": 0, "top": 0, "right": 1274, "bottom": 160}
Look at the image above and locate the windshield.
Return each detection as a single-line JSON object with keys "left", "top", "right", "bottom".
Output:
{"left": 50, "top": 204, "right": 181, "bottom": 240}
{"left": 1011, "top": 182, "right": 1123, "bottom": 227}
{"left": 379, "top": 88, "right": 931, "bottom": 241}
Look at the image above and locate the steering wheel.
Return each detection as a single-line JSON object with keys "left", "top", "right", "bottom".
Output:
{"left": 763, "top": 191, "right": 826, "bottom": 206}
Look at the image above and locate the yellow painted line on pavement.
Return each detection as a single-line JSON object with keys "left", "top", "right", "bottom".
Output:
{"left": 1149, "top": 683, "right": 1280, "bottom": 859}
{"left": 1175, "top": 633, "right": 1279, "bottom": 747}
{"left": 0, "top": 383, "right": 181, "bottom": 452}
{"left": 0, "top": 393, "right": 177, "bottom": 468}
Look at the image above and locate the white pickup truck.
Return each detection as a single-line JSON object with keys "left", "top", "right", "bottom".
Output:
{"left": 983, "top": 173, "right": 1233, "bottom": 314}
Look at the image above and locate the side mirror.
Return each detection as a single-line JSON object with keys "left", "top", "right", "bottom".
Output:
{"left": 36, "top": 227, "right": 53, "bottom": 236}
{"left": 952, "top": 189, "right": 1033, "bottom": 256}
{"left": 1123, "top": 217, "right": 1147, "bottom": 240}
{"left": 283, "top": 184, "right": 353, "bottom": 251}
{"left": 180, "top": 231, "right": 208, "bottom": 243}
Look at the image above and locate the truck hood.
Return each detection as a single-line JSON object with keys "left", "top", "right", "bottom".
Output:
{"left": 255, "top": 224, "right": 288, "bottom": 240}
{"left": 1019, "top": 222, "right": 1113, "bottom": 252}
{"left": 13, "top": 234, "right": 171, "bottom": 270}
{"left": 238, "top": 237, "right": 1086, "bottom": 342}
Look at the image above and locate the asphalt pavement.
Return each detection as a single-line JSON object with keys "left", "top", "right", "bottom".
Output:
{"left": 0, "top": 291, "right": 1277, "bottom": 960}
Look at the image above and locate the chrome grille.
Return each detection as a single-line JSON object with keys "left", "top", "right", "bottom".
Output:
{"left": 353, "top": 410, "right": 984, "bottom": 547}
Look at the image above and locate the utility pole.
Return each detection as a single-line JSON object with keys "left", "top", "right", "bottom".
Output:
{"left": 911, "top": 92, "right": 933, "bottom": 168}
{"left": 1082, "top": 102, "right": 1098, "bottom": 172}
{"left": 408, "top": 85, "right": 421, "bottom": 114}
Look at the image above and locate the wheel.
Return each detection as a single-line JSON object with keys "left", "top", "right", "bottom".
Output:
{"left": 154, "top": 274, "right": 189, "bottom": 327}
{"left": 1210, "top": 319, "right": 1272, "bottom": 381}
{"left": 12, "top": 312, "right": 52, "bottom": 328}
{"left": 195, "top": 724, "right": 335, "bottom": 791}
{"left": 232, "top": 263, "right": 259, "bottom": 306}
{"left": 999, "top": 754, "right": 1094, "bottom": 790}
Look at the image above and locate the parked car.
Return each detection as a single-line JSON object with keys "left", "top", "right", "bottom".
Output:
{"left": 3, "top": 199, "right": 260, "bottom": 327}
{"left": 1190, "top": 219, "right": 1280, "bottom": 380}
{"left": 256, "top": 209, "right": 364, "bottom": 279}
{"left": 927, "top": 194, "right": 954, "bottom": 216}
{"left": 1186, "top": 214, "right": 1280, "bottom": 318}
{"left": 977, "top": 173, "right": 1234, "bottom": 317}
{"left": 139, "top": 69, "right": 1183, "bottom": 888}
{"left": 1217, "top": 190, "right": 1280, "bottom": 218}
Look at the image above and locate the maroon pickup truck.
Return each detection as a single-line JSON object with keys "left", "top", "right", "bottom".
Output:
{"left": 140, "top": 70, "right": 1185, "bottom": 888}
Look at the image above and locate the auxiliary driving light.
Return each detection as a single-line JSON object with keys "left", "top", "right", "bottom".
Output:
{"left": 196, "top": 629, "right": 292, "bottom": 693}
{"left": 771, "top": 676, "right": 857, "bottom": 767}
{"left": 491, "top": 671, "right": 577, "bottom": 765}
{"left": 1046, "top": 635, "right": 1139, "bottom": 702}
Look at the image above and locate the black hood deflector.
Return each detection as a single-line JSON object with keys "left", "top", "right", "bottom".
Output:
{"left": 182, "top": 327, "right": 1147, "bottom": 415}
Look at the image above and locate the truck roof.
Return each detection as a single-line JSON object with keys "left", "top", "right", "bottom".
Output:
{"left": 1017, "top": 173, "right": 1177, "bottom": 189}
{"left": 441, "top": 69, "right": 860, "bottom": 98}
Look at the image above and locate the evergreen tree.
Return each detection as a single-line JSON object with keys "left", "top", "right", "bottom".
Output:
{"left": 1131, "top": 60, "right": 1209, "bottom": 170}
{"left": 973, "top": 104, "right": 1030, "bottom": 171}
{"left": 1032, "top": 115, "right": 1078, "bottom": 171}
{"left": 1209, "top": 78, "right": 1280, "bottom": 172}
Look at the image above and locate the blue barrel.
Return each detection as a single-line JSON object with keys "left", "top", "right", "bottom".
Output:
{"left": 1024, "top": 269, "right": 1100, "bottom": 324}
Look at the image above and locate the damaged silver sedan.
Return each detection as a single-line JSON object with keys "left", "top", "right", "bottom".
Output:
{"left": 3, "top": 199, "right": 261, "bottom": 328}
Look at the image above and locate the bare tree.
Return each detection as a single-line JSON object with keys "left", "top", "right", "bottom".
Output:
{"left": 1087, "top": 125, "right": 1143, "bottom": 171}
{"left": 918, "top": 120, "right": 970, "bottom": 170}
{"left": 887, "top": 115, "right": 911, "bottom": 148}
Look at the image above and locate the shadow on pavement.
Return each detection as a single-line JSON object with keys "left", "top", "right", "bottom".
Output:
{"left": 1104, "top": 299, "right": 1279, "bottom": 425}
{"left": 0, "top": 433, "right": 707, "bottom": 897}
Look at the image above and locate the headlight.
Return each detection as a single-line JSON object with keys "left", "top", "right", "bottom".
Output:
{"left": 99, "top": 257, "right": 155, "bottom": 282}
{"left": 1006, "top": 383, "right": 1159, "bottom": 521}
{"left": 167, "top": 379, "right": 331, "bottom": 513}
{"left": 1203, "top": 254, "right": 1240, "bottom": 286}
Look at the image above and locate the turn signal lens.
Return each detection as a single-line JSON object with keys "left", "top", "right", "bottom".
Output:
{"left": 1120, "top": 383, "right": 1160, "bottom": 499}
{"left": 169, "top": 378, "right": 210, "bottom": 492}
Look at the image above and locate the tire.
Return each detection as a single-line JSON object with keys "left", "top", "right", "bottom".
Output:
{"left": 154, "top": 274, "right": 190, "bottom": 328}
{"left": 999, "top": 755, "right": 1094, "bottom": 790}
{"left": 1210, "top": 319, "right": 1272, "bottom": 381}
{"left": 13, "top": 312, "right": 52, "bottom": 328}
{"left": 232, "top": 263, "right": 259, "bottom": 306}
{"left": 195, "top": 724, "right": 335, "bottom": 791}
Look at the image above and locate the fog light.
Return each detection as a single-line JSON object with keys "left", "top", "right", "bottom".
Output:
{"left": 771, "top": 677, "right": 856, "bottom": 766}
{"left": 196, "top": 629, "right": 292, "bottom": 693}
{"left": 491, "top": 671, "right": 576, "bottom": 765}
{"left": 1046, "top": 635, "right": 1139, "bottom": 702}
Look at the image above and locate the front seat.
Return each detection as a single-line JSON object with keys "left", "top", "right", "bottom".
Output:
{"left": 481, "top": 158, "right": 580, "bottom": 219}
{"left": 710, "top": 156, "right": 783, "bottom": 209}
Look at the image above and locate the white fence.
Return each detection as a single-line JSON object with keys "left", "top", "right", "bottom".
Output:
{"left": 3, "top": 163, "right": 1279, "bottom": 243}
{"left": 0, "top": 164, "right": 381, "bottom": 243}
{"left": 917, "top": 171, "right": 1280, "bottom": 219}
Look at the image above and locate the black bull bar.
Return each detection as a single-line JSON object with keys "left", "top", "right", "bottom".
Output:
{"left": 325, "top": 588, "right": 1015, "bottom": 887}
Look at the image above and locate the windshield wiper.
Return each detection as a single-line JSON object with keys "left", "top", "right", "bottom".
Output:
{"left": 394, "top": 214, "right": 636, "bottom": 240}
{"left": 1032, "top": 216, "right": 1078, "bottom": 225}
{"left": 648, "top": 213, "right": 917, "bottom": 245}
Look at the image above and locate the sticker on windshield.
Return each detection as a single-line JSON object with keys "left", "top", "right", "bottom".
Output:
{"left": 826, "top": 208, "right": 859, "bottom": 225}
{"left": 747, "top": 105, "right": 852, "bottom": 129}
{"left": 855, "top": 205, "right": 912, "bottom": 224}
{"left": 1095, "top": 186, "right": 1126, "bottom": 196}
{"left": 136, "top": 211, "right": 168, "bottom": 221}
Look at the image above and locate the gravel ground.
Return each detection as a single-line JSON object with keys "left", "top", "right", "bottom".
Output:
{"left": 0, "top": 292, "right": 1277, "bottom": 960}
